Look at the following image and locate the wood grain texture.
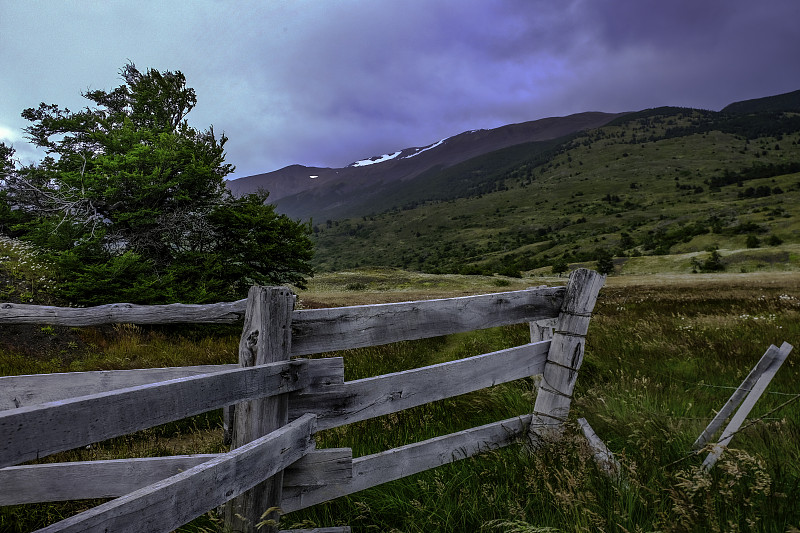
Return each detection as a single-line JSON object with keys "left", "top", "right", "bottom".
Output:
{"left": 0, "top": 364, "right": 238, "bottom": 411}
{"left": 278, "top": 526, "right": 352, "bottom": 533}
{"left": 1, "top": 357, "right": 343, "bottom": 412}
{"left": 0, "top": 288, "right": 562, "bottom": 334}
{"left": 289, "top": 341, "right": 549, "bottom": 430}
{"left": 0, "top": 358, "right": 342, "bottom": 469}
{"left": 529, "top": 318, "right": 556, "bottom": 342}
{"left": 531, "top": 269, "right": 605, "bottom": 439}
{"left": 290, "top": 287, "right": 564, "bottom": 356}
{"left": 0, "top": 299, "right": 247, "bottom": 326}
{"left": 703, "top": 342, "right": 792, "bottom": 470}
{"left": 0, "top": 448, "right": 352, "bottom": 505}
{"left": 282, "top": 415, "right": 533, "bottom": 513}
{"left": 35, "top": 414, "right": 316, "bottom": 533}
{"left": 224, "top": 287, "right": 295, "bottom": 533}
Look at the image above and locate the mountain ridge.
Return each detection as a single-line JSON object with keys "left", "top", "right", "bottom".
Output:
{"left": 307, "top": 96, "right": 800, "bottom": 275}
{"left": 226, "top": 111, "right": 625, "bottom": 219}
{"left": 722, "top": 88, "right": 800, "bottom": 114}
{"left": 227, "top": 89, "right": 800, "bottom": 225}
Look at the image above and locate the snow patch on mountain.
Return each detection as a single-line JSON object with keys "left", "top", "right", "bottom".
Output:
{"left": 350, "top": 151, "right": 403, "bottom": 167}
{"left": 403, "top": 138, "right": 446, "bottom": 159}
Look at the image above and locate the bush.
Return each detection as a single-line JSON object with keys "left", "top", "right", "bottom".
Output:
{"left": 595, "top": 249, "right": 615, "bottom": 275}
{"left": 691, "top": 248, "right": 725, "bottom": 273}
{"left": 551, "top": 258, "right": 569, "bottom": 276}
{"left": 767, "top": 234, "right": 784, "bottom": 246}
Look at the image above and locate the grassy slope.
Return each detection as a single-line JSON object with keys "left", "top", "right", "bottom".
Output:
{"left": 312, "top": 109, "right": 800, "bottom": 276}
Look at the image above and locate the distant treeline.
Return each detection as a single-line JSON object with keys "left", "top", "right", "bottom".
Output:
{"left": 609, "top": 107, "right": 800, "bottom": 142}
{"left": 708, "top": 161, "right": 800, "bottom": 189}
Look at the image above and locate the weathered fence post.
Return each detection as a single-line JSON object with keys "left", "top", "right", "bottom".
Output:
{"left": 224, "top": 286, "right": 295, "bottom": 533}
{"left": 529, "top": 269, "right": 605, "bottom": 442}
{"left": 529, "top": 319, "right": 554, "bottom": 342}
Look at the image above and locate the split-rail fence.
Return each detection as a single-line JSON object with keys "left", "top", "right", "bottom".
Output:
{"left": 0, "top": 269, "right": 605, "bottom": 532}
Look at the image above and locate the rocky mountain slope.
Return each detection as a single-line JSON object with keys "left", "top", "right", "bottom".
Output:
{"left": 226, "top": 111, "right": 624, "bottom": 219}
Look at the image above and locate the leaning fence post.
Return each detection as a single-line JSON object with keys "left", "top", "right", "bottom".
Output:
{"left": 693, "top": 343, "right": 782, "bottom": 450}
{"left": 702, "top": 341, "right": 793, "bottom": 470}
{"left": 223, "top": 286, "right": 295, "bottom": 533}
{"left": 529, "top": 269, "right": 605, "bottom": 442}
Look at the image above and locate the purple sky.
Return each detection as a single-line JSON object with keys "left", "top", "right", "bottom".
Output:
{"left": 2, "top": 0, "right": 799, "bottom": 180}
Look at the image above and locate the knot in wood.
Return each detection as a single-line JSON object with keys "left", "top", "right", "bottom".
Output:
{"left": 280, "top": 367, "right": 299, "bottom": 383}
{"left": 245, "top": 329, "right": 259, "bottom": 349}
{"left": 1, "top": 303, "right": 12, "bottom": 309}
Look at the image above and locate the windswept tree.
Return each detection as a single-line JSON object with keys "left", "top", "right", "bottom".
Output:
{"left": 1, "top": 63, "right": 313, "bottom": 304}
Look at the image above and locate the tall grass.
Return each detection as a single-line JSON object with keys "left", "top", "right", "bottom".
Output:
{"left": 2, "top": 273, "right": 799, "bottom": 531}
{"left": 281, "top": 274, "right": 800, "bottom": 532}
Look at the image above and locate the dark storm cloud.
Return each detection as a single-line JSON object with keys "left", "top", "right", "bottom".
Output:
{"left": 1, "top": 0, "right": 799, "bottom": 179}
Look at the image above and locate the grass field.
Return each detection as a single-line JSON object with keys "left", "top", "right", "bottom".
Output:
{"left": 2, "top": 268, "right": 799, "bottom": 532}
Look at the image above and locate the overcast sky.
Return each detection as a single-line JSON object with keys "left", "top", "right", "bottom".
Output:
{"left": 2, "top": 0, "right": 800, "bottom": 180}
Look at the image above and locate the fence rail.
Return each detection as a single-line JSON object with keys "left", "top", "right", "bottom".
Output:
{"left": 0, "top": 448, "right": 354, "bottom": 506}
{"left": 288, "top": 341, "right": 549, "bottom": 430}
{"left": 0, "top": 358, "right": 343, "bottom": 468}
{"left": 0, "top": 300, "right": 248, "bottom": 325}
{"left": 0, "top": 269, "right": 604, "bottom": 532}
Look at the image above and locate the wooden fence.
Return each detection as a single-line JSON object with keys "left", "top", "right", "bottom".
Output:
{"left": 0, "top": 269, "right": 605, "bottom": 532}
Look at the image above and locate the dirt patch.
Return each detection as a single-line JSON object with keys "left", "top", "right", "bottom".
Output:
{"left": 0, "top": 323, "right": 91, "bottom": 363}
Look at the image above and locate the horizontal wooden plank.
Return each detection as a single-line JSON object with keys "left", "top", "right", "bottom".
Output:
{"left": 0, "top": 299, "right": 247, "bottom": 326}
{"left": 0, "top": 448, "right": 352, "bottom": 505}
{"left": 289, "top": 341, "right": 549, "bottom": 430}
{"left": 0, "top": 364, "right": 239, "bottom": 411}
{"left": 36, "top": 414, "right": 317, "bottom": 533}
{"left": 278, "top": 526, "right": 352, "bottom": 533}
{"left": 1, "top": 288, "right": 562, "bottom": 347}
{"left": 1, "top": 358, "right": 343, "bottom": 468}
{"left": 290, "top": 287, "right": 564, "bottom": 355}
{"left": 283, "top": 448, "right": 352, "bottom": 488}
{"left": 278, "top": 529, "right": 351, "bottom": 533}
{"left": 282, "top": 414, "right": 533, "bottom": 513}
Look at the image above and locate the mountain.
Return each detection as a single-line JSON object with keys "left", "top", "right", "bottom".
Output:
{"left": 722, "top": 89, "right": 800, "bottom": 114}
{"left": 226, "top": 111, "right": 625, "bottom": 219}
{"left": 309, "top": 103, "right": 800, "bottom": 275}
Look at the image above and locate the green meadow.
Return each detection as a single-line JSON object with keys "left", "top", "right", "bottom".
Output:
{"left": 2, "top": 265, "right": 799, "bottom": 532}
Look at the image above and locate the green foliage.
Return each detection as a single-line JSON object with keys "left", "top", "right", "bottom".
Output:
{"left": 2, "top": 64, "right": 313, "bottom": 304}
{"left": 205, "top": 191, "right": 314, "bottom": 292}
{"left": 551, "top": 258, "right": 569, "bottom": 276}
{"left": 692, "top": 248, "right": 726, "bottom": 273}
{"left": 746, "top": 234, "right": 761, "bottom": 248}
{"left": 767, "top": 234, "right": 784, "bottom": 246}
{"left": 594, "top": 248, "right": 615, "bottom": 275}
